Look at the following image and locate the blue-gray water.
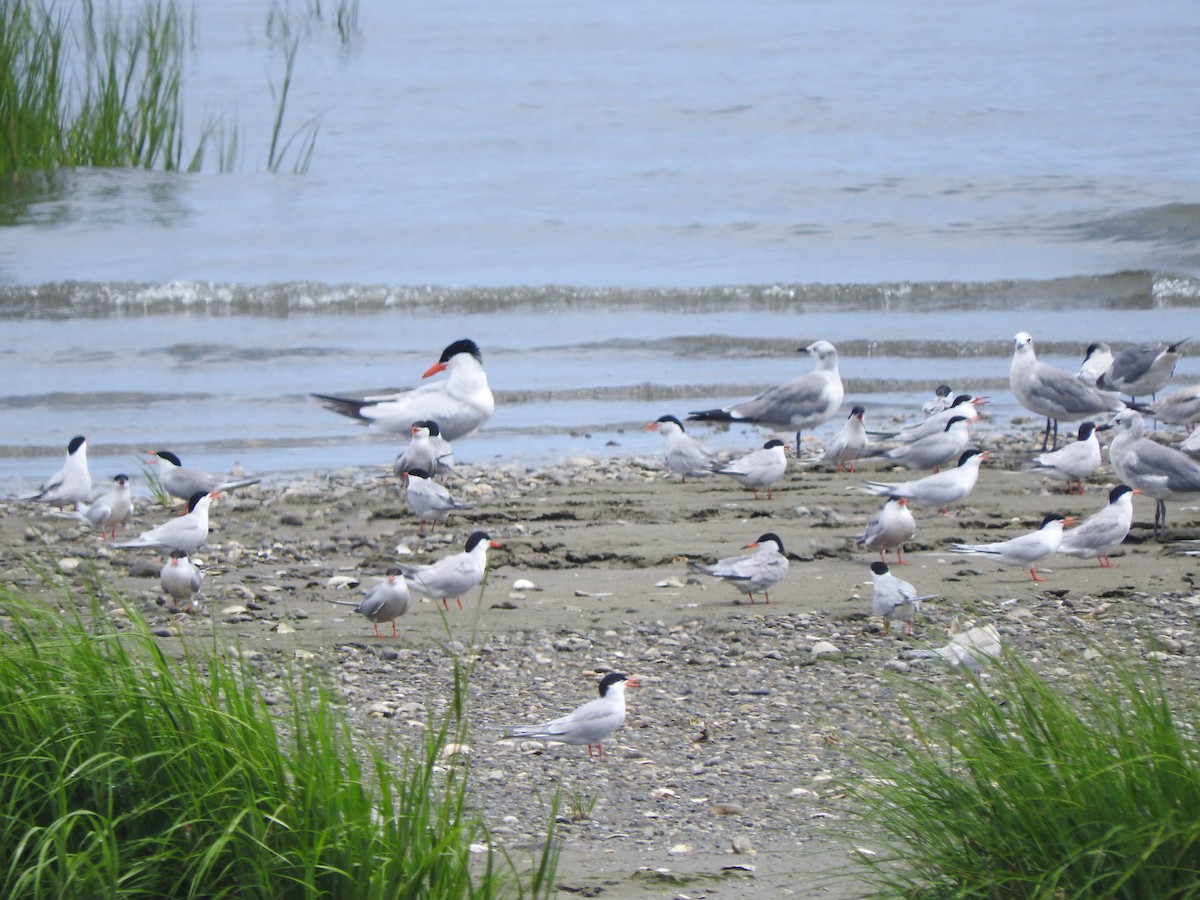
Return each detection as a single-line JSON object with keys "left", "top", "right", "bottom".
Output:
{"left": 2, "top": 0, "right": 1199, "bottom": 493}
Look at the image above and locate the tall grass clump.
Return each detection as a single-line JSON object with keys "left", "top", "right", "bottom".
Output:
{"left": 845, "top": 653, "right": 1200, "bottom": 898}
{"left": 0, "top": 580, "right": 557, "bottom": 898}
{"left": 0, "top": 0, "right": 196, "bottom": 174}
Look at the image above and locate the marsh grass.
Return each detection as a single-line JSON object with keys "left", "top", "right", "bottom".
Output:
{"left": 0, "top": 576, "right": 557, "bottom": 898}
{"left": 845, "top": 652, "right": 1200, "bottom": 898}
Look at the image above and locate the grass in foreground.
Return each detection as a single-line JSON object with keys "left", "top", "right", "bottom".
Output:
{"left": 845, "top": 651, "right": 1200, "bottom": 899}
{"left": 0, "top": 580, "right": 556, "bottom": 898}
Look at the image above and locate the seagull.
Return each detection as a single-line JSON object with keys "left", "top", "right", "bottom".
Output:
{"left": 25, "top": 435, "right": 91, "bottom": 510}
{"left": 501, "top": 672, "right": 640, "bottom": 758}
{"left": 862, "top": 449, "right": 987, "bottom": 514}
{"left": 804, "top": 405, "right": 867, "bottom": 472}
{"left": 115, "top": 491, "right": 216, "bottom": 553}
{"left": 1098, "top": 339, "right": 1188, "bottom": 402}
{"left": 645, "top": 415, "right": 715, "bottom": 482}
{"left": 394, "top": 420, "right": 456, "bottom": 479}
{"left": 1010, "top": 332, "right": 1125, "bottom": 450}
{"left": 869, "top": 561, "right": 934, "bottom": 635}
{"left": 687, "top": 339, "right": 844, "bottom": 449}
{"left": 1022, "top": 421, "right": 1102, "bottom": 494}
{"left": 948, "top": 513, "right": 1073, "bottom": 582}
{"left": 146, "top": 450, "right": 260, "bottom": 500}
{"left": 710, "top": 438, "right": 789, "bottom": 500}
{"left": 863, "top": 415, "right": 973, "bottom": 471}
{"left": 688, "top": 532, "right": 789, "bottom": 604}
{"left": 1105, "top": 409, "right": 1200, "bottom": 536}
{"left": 1076, "top": 341, "right": 1113, "bottom": 388}
{"left": 856, "top": 496, "right": 916, "bottom": 565}
{"left": 1058, "top": 485, "right": 1140, "bottom": 568}
{"left": 1145, "top": 384, "right": 1200, "bottom": 429}
{"left": 313, "top": 338, "right": 494, "bottom": 440}
{"left": 159, "top": 549, "right": 203, "bottom": 613}
{"left": 921, "top": 384, "right": 954, "bottom": 418}
{"left": 873, "top": 394, "right": 988, "bottom": 444}
{"left": 353, "top": 567, "right": 411, "bottom": 638}
{"left": 401, "top": 530, "right": 500, "bottom": 610}
{"left": 1181, "top": 428, "right": 1200, "bottom": 456}
{"left": 402, "top": 468, "right": 474, "bottom": 535}
{"left": 72, "top": 473, "right": 134, "bottom": 539}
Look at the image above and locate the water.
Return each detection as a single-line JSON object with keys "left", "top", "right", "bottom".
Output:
{"left": 2, "top": 0, "right": 1199, "bottom": 494}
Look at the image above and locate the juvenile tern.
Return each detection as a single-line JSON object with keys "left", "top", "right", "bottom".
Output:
{"left": 501, "top": 672, "right": 639, "bottom": 758}
{"left": 1076, "top": 341, "right": 1113, "bottom": 388}
{"left": 1022, "top": 421, "right": 1102, "bottom": 494}
{"left": 159, "top": 549, "right": 203, "bottom": 613}
{"left": 146, "top": 450, "right": 260, "bottom": 500}
{"left": 869, "top": 561, "right": 934, "bottom": 635}
{"left": 688, "top": 339, "right": 844, "bottom": 448}
{"left": 1105, "top": 409, "right": 1200, "bottom": 536}
{"left": 25, "top": 435, "right": 91, "bottom": 510}
{"left": 401, "top": 530, "right": 500, "bottom": 610}
{"left": 856, "top": 496, "right": 916, "bottom": 565}
{"left": 1058, "top": 485, "right": 1139, "bottom": 568}
{"left": 710, "top": 438, "right": 789, "bottom": 500}
{"left": 1098, "top": 339, "right": 1188, "bottom": 402}
{"left": 354, "top": 567, "right": 411, "bottom": 638}
{"left": 806, "top": 406, "right": 867, "bottom": 472}
{"left": 645, "top": 415, "right": 715, "bottom": 482}
{"left": 393, "top": 420, "right": 455, "bottom": 479}
{"left": 861, "top": 449, "right": 986, "bottom": 513}
{"left": 313, "top": 338, "right": 494, "bottom": 439}
{"left": 688, "top": 532, "right": 789, "bottom": 604}
{"left": 921, "top": 384, "right": 954, "bottom": 418}
{"left": 402, "top": 468, "right": 473, "bottom": 535}
{"left": 74, "top": 473, "right": 134, "bottom": 539}
{"left": 949, "top": 513, "right": 1072, "bottom": 582}
{"left": 1010, "top": 331, "right": 1125, "bottom": 450}
{"left": 116, "top": 491, "right": 216, "bottom": 554}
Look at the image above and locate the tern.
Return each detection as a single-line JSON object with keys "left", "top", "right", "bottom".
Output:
{"left": 402, "top": 468, "right": 474, "bottom": 535}
{"left": 804, "top": 405, "right": 867, "bottom": 472}
{"left": 862, "top": 449, "right": 986, "bottom": 514}
{"left": 856, "top": 496, "right": 916, "bottom": 565}
{"left": 1010, "top": 331, "right": 1125, "bottom": 450}
{"left": 401, "top": 530, "right": 500, "bottom": 610}
{"left": 688, "top": 339, "right": 844, "bottom": 449}
{"left": 1058, "top": 485, "right": 1139, "bottom": 568}
{"left": 25, "top": 435, "right": 91, "bottom": 510}
{"left": 872, "top": 394, "right": 987, "bottom": 444}
{"left": 353, "top": 568, "right": 411, "bottom": 638}
{"left": 313, "top": 338, "right": 494, "bottom": 439}
{"left": 1022, "top": 421, "right": 1102, "bottom": 494}
{"left": 1098, "top": 339, "right": 1188, "bottom": 402}
{"left": 71, "top": 473, "right": 134, "bottom": 539}
{"left": 393, "top": 420, "right": 455, "bottom": 479}
{"left": 159, "top": 549, "right": 203, "bottom": 613}
{"left": 116, "top": 491, "right": 216, "bottom": 554}
{"left": 1076, "top": 341, "right": 1113, "bottom": 388}
{"left": 146, "top": 450, "right": 260, "bottom": 500}
{"left": 949, "top": 513, "right": 1072, "bottom": 582}
{"left": 1105, "top": 409, "right": 1200, "bottom": 536}
{"left": 869, "top": 561, "right": 935, "bottom": 635}
{"left": 502, "top": 672, "right": 639, "bottom": 758}
{"left": 688, "top": 532, "right": 789, "bottom": 604}
{"left": 645, "top": 415, "right": 715, "bottom": 482}
{"left": 710, "top": 438, "right": 789, "bottom": 500}
{"left": 921, "top": 384, "right": 954, "bottom": 418}
{"left": 863, "top": 415, "right": 973, "bottom": 471}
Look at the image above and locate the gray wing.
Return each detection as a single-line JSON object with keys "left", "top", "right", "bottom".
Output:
{"left": 1105, "top": 344, "right": 1158, "bottom": 386}
{"left": 1030, "top": 363, "right": 1122, "bottom": 416}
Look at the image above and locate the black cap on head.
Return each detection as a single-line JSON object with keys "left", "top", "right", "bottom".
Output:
{"left": 385, "top": 566, "right": 403, "bottom": 576}
{"left": 114, "top": 474, "right": 129, "bottom": 484}
{"left": 950, "top": 394, "right": 974, "bottom": 407}
{"left": 1108, "top": 484, "right": 1134, "bottom": 503}
{"left": 935, "top": 384, "right": 952, "bottom": 397}
{"left": 406, "top": 468, "right": 431, "bottom": 480}
{"left": 957, "top": 450, "right": 983, "bottom": 465}
{"left": 440, "top": 339, "right": 482, "bottom": 363}
{"left": 1077, "top": 422, "right": 1095, "bottom": 439}
{"left": 464, "top": 531, "right": 493, "bottom": 552}
{"left": 423, "top": 420, "right": 442, "bottom": 436}
{"left": 68, "top": 435, "right": 86, "bottom": 454}
{"left": 1039, "top": 513, "right": 1066, "bottom": 528}
{"left": 944, "top": 415, "right": 968, "bottom": 430}
{"left": 755, "top": 532, "right": 785, "bottom": 554}
{"left": 154, "top": 450, "right": 183, "bottom": 467}
{"left": 870, "top": 561, "right": 889, "bottom": 575}
{"left": 170, "top": 548, "right": 188, "bottom": 559}
{"left": 186, "top": 491, "right": 208, "bottom": 512}
{"left": 850, "top": 405, "right": 866, "bottom": 416}
{"left": 656, "top": 414, "right": 684, "bottom": 428}
{"left": 598, "top": 672, "right": 630, "bottom": 696}
{"left": 764, "top": 439, "right": 786, "bottom": 449}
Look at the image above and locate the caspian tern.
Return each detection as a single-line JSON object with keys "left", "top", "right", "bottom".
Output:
{"left": 1098, "top": 339, "right": 1188, "bottom": 402}
{"left": 25, "top": 435, "right": 91, "bottom": 510}
{"left": 146, "top": 450, "right": 260, "bottom": 500}
{"left": 393, "top": 420, "right": 455, "bottom": 479}
{"left": 1105, "top": 409, "right": 1200, "bottom": 536}
{"left": 646, "top": 415, "right": 715, "bottom": 482}
{"left": 1058, "top": 484, "right": 1139, "bottom": 568}
{"left": 862, "top": 449, "right": 986, "bottom": 513}
{"left": 1022, "top": 421, "right": 1102, "bottom": 494}
{"left": 116, "top": 491, "right": 216, "bottom": 553}
{"left": 160, "top": 549, "right": 203, "bottom": 612}
{"left": 502, "top": 672, "right": 640, "bottom": 758}
{"left": 1010, "top": 331, "right": 1125, "bottom": 450}
{"left": 313, "top": 338, "right": 494, "bottom": 439}
{"left": 948, "top": 513, "right": 1072, "bottom": 582}
{"left": 688, "top": 339, "right": 844, "bottom": 449}
{"left": 869, "top": 561, "right": 934, "bottom": 636}
{"left": 402, "top": 468, "right": 473, "bottom": 535}
{"left": 73, "top": 473, "right": 134, "bottom": 539}
{"left": 401, "top": 530, "right": 500, "bottom": 610}
{"left": 856, "top": 496, "right": 916, "bottom": 565}
{"left": 688, "top": 532, "right": 789, "bottom": 604}
{"left": 354, "top": 567, "right": 411, "bottom": 638}
{"left": 710, "top": 438, "right": 789, "bottom": 500}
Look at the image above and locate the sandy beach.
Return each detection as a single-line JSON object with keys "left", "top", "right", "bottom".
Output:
{"left": 4, "top": 419, "right": 1199, "bottom": 898}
